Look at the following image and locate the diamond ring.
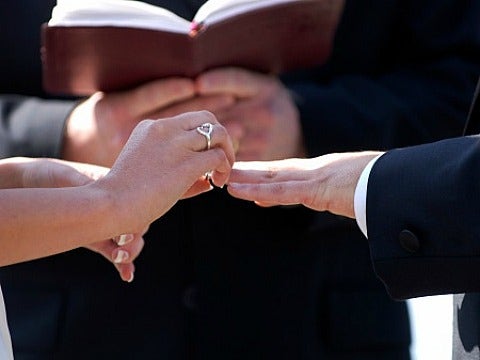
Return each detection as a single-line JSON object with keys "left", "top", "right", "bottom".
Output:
{"left": 196, "top": 122, "right": 213, "bottom": 150}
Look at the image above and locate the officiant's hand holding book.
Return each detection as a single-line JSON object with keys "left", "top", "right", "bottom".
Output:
{"left": 41, "top": 0, "right": 345, "bottom": 96}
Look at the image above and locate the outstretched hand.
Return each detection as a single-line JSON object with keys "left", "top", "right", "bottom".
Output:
{"left": 227, "top": 152, "right": 381, "bottom": 219}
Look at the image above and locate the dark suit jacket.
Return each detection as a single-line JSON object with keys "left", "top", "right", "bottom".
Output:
{"left": 1, "top": 0, "right": 479, "bottom": 359}
{"left": 367, "top": 81, "right": 480, "bottom": 358}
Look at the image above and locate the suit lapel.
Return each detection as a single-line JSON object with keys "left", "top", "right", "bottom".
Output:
{"left": 463, "top": 78, "right": 480, "bottom": 135}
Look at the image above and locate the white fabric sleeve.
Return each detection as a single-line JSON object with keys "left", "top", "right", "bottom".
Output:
{"left": 0, "top": 286, "right": 13, "bottom": 360}
{"left": 353, "top": 154, "right": 383, "bottom": 238}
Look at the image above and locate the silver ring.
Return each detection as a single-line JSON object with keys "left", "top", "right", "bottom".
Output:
{"left": 196, "top": 122, "right": 213, "bottom": 150}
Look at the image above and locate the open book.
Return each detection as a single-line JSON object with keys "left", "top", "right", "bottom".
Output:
{"left": 42, "top": 0, "right": 345, "bottom": 96}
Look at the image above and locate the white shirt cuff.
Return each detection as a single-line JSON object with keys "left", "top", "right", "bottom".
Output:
{"left": 354, "top": 154, "right": 383, "bottom": 238}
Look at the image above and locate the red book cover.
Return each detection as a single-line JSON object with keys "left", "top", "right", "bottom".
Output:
{"left": 41, "top": 0, "right": 344, "bottom": 96}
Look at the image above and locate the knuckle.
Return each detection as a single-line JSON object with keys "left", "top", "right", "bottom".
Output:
{"left": 266, "top": 168, "right": 278, "bottom": 179}
{"left": 198, "top": 110, "right": 217, "bottom": 123}
{"left": 271, "top": 183, "right": 287, "bottom": 196}
{"left": 138, "top": 118, "right": 155, "bottom": 129}
{"left": 137, "top": 119, "right": 157, "bottom": 135}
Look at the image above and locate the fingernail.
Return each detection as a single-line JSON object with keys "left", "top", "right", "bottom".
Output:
{"left": 114, "top": 250, "right": 129, "bottom": 264}
{"left": 117, "top": 234, "right": 133, "bottom": 246}
{"left": 127, "top": 272, "right": 134, "bottom": 283}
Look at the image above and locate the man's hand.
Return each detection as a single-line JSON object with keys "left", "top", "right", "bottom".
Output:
{"left": 196, "top": 67, "right": 304, "bottom": 161}
{"left": 228, "top": 152, "right": 382, "bottom": 218}
{"left": 63, "top": 78, "right": 235, "bottom": 167}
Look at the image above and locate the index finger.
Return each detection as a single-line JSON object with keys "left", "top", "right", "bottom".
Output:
{"left": 111, "top": 77, "right": 196, "bottom": 118}
{"left": 229, "top": 159, "right": 309, "bottom": 184}
{"left": 196, "top": 67, "right": 270, "bottom": 98}
{"left": 227, "top": 181, "right": 306, "bottom": 207}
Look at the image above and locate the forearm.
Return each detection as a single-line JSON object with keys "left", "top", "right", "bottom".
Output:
{"left": 0, "top": 185, "right": 119, "bottom": 266}
{"left": 0, "top": 112, "right": 233, "bottom": 267}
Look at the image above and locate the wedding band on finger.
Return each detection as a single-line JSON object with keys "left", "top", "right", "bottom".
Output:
{"left": 196, "top": 122, "right": 213, "bottom": 151}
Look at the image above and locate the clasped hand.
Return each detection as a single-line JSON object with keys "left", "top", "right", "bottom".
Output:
{"left": 64, "top": 67, "right": 303, "bottom": 167}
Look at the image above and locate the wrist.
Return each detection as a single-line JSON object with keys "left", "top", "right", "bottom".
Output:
{"left": 353, "top": 152, "right": 384, "bottom": 237}
{"left": 82, "top": 179, "right": 125, "bottom": 238}
{"left": 88, "top": 174, "right": 145, "bottom": 236}
{"left": 323, "top": 152, "right": 382, "bottom": 218}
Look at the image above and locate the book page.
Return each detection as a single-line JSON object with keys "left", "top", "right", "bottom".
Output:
{"left": 48, "top": 0, "right": 307, "bottom": 33}
{"left": 48, "top": 0, "right": 191, "bottom": 34}
{"left": 194, "top": 0, "right": 304, "bottom": 26}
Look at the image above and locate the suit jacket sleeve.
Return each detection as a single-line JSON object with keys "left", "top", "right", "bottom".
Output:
{"left": 366, "top": 135, "right": 480, "bottom": 300}
{"left": 286, "top": 0, "right": 480, "bottom": 156}
{"left": 0, "top": 96, "right": 75, "bottom": 158}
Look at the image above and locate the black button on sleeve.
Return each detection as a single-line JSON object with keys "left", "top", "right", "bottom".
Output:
{"left": 398, "top": 229, "right": 420, "bottom": 253}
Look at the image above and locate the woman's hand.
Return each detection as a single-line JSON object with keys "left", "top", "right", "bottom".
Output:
{"left": 0, "top": 111, "right": 234, "bottom": 278}
{"left": 0, "top": 157, "right": 143, "bottom": 282}
{"left": 98, "top": 111, "right": 235, "bottom": 233}
{"left": 85, "top": 230, "right": 147, "bottom": 283}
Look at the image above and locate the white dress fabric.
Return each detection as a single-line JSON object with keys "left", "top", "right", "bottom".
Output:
{"left": 0, "top": 286, "right": 14, "bottom": 359}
